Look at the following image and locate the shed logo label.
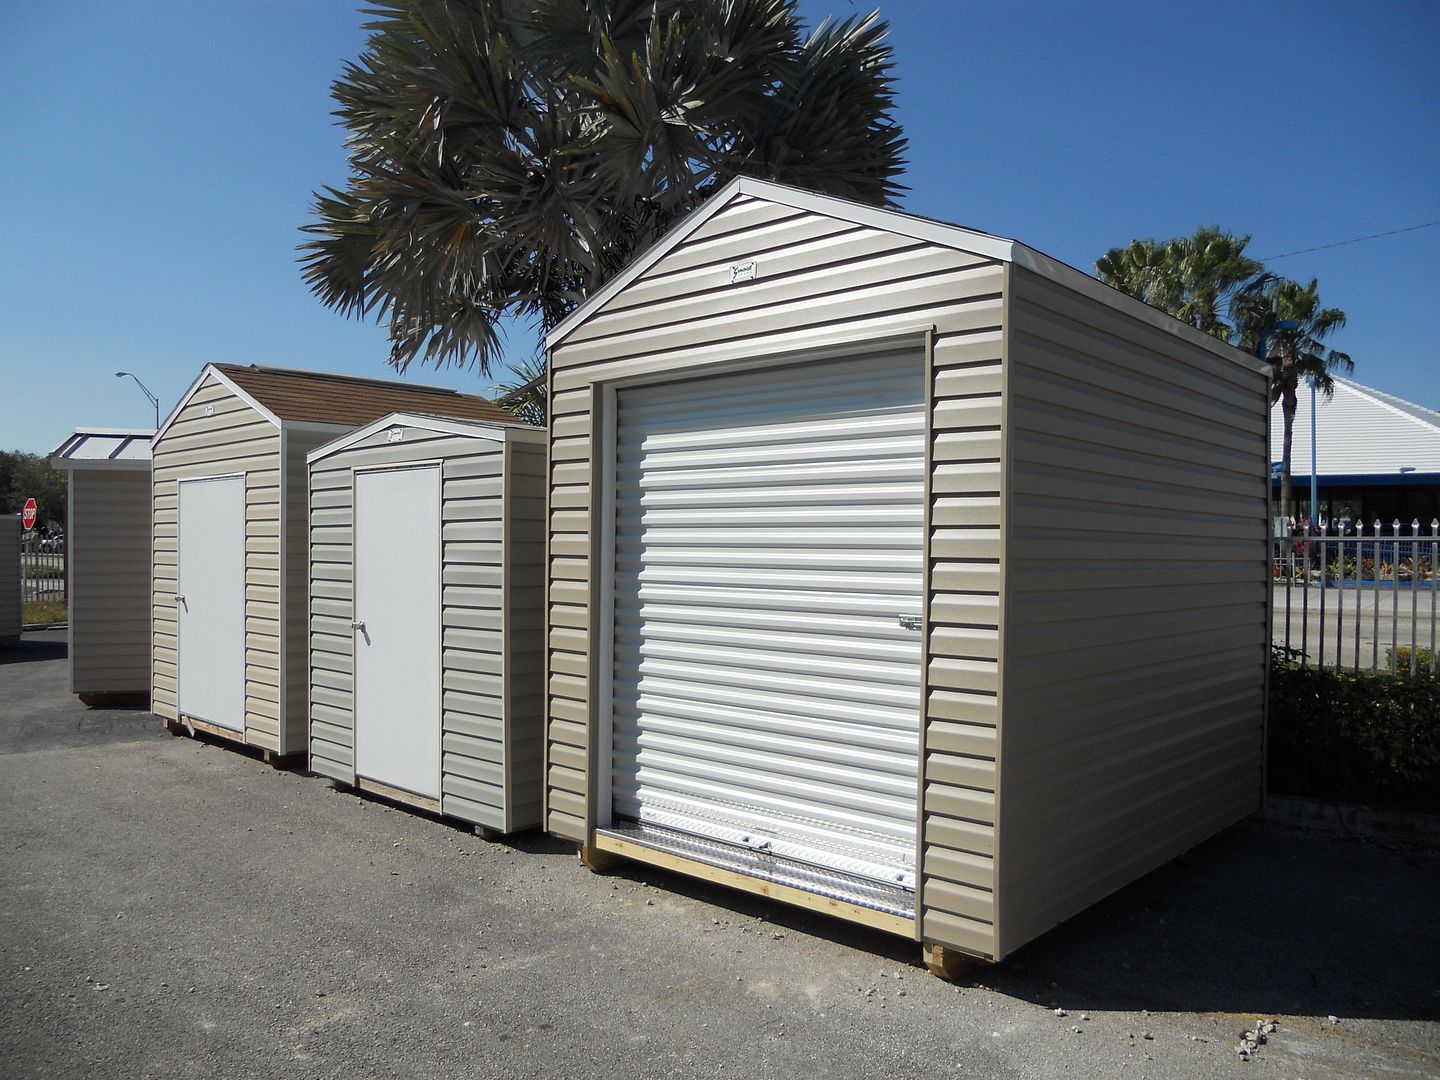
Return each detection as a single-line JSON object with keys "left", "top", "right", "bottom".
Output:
{"left": 386, "top": 428, "right": 404, "bottom": 443}
{"left": 729, "top": 260, "right": 757, "bottom": 284}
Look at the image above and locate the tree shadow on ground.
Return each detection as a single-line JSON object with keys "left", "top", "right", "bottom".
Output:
{"left": 984, "top": 820, "right": 1440, "bottom": 1023}
{"left": 0, "top": 637, "right": 67, "bottom": 665}
{"left": 585, "top": 819, "right": 1440, "bottom": 1023}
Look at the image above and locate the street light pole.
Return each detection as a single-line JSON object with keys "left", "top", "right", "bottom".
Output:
{"left": 115, "top": 371, "right": 161, "bottom": 429}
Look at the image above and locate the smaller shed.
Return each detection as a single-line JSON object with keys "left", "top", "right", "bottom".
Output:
{"left": 50, "top": 428, "right": 155, "bottom": 705}
{"left": 153, "top": 363, "right": 513, "bottom": 763}
{"left": 1, "top": 515, "right": 19, "bottom": 646}
{"left": 307, "top": 412, "right": 547, "bottom": 835}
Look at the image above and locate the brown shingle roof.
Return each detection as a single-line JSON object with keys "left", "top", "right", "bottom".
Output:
{"left": 213, "top": 364, "right": 515, "bottom": 427}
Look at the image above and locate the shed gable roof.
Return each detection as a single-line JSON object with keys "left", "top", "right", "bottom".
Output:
{"left": 212, "top": 364, "right": 512, "bottom": 427}
{"left": 307, "top": 411, "right": 542, "bottom": 464}
{"left": 545, "top": 177, "right": 1268, "bottom": 376}
{"left": 157, "top": 363, "right": 512, "bottom": 441}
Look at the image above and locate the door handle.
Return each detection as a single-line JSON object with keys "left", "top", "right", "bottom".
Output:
{"left": 174, "top": 594, "right": 186, "bottom": 604}
{"left": 351, "top": 620, "right": 366, "bottom": 632}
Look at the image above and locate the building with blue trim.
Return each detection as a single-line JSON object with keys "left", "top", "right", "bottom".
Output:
{"left": 1271, "top": 377, "right": 1440, "bottom": 530}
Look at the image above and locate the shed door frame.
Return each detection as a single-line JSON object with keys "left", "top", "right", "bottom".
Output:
{"left": 176, "top": 472, "right": 247, "bottom": 733}
{"left": 350, "top": 462, "right": 445, "bottom": 801}
{"left": 591, "top": 337, "right": 933, "bottom": 910}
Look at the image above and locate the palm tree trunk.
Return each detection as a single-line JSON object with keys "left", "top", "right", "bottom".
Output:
{"left": 1280, "top": 388, "right": 1297, "bottom": 525}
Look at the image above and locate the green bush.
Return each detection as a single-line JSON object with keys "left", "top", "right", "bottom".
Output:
{"left": 1388, "top": 646, "right": 1435, "bottom": 677}
{"left": 1268, "top": 660, "right": 1440, "bottom": 814}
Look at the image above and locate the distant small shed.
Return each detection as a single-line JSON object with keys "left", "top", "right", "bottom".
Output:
{"left": 151, "top": 363, "right": 513, "bottom": 763}
{"left": 49, "top": 428, "right": 155, "bottom": 704}
{"left": 1, "top": 515, "right": 19, "bottom": 646}
{"left": 307, "top": 412, "right": 547, "bottom": 833}
{"left": 542, "top": 177, "right": 1273, "bottom": 971}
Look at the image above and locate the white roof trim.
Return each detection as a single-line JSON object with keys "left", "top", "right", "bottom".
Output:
{"left": 155, "top": 364, "right": 282, "bottom": 442}
{"left": 545, "top": 176, "right": 1268, "bottom": 377}
{"left": 56, "top": 427, "right": 155, "bottom": 438}
{"left": 306, "top": 411, "right": 537, "bottom": 464}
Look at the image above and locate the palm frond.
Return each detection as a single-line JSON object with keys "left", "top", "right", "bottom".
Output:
{"left": 300, "top": 0, "right": 906, "bottom": 376}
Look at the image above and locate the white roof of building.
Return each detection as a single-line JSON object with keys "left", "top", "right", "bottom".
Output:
{"left": 1271, "top": 378, "right": 1440, "bottom": 478}
{"left": 49, "top": 428, "right": 154, "bottom": 470}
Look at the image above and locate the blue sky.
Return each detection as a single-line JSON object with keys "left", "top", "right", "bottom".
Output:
{"left": 2, "top": 1, "right": 1436, "bottom": 453}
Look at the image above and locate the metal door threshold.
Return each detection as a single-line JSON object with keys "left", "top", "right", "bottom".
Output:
{"left": 599, "top": 819, "right": 916, "bottom": 921}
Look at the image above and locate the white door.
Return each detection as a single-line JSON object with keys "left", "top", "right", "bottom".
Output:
{"left": 353, "top": 466, "right": 442, "bottom": 799}
{"left": 610, "top": 352, "right": 927, "bottom": 893}
{"left": 177, "top": 475, "right": 246, "bottom": 731}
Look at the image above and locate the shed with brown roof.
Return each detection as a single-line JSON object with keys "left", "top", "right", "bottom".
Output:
{"left": 151, "top": 362, "right": 516, "bottom": 762}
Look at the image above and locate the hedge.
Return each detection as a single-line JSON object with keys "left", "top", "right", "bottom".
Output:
{"left": 1268, "top": 660, "right": 1440, "bottom": 815}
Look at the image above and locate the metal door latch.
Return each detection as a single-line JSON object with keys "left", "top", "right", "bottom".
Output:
{"left": 350, "top": 620, "right": 366, "bottom": 632}
{"left": 897, "top": 614, "right": 922, "bottom": 631}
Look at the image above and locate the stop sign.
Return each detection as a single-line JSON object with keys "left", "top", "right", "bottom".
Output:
{"left": 21, "top": 498, "right": 37, "bottom": 530}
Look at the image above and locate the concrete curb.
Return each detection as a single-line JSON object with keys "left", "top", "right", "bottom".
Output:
{"left": 1257, "top": 794, "right": 1440, "bottom": 849}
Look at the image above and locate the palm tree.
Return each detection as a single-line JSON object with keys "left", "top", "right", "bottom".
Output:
{"left": 1095, "top": 238, "right": 1169, "bottom": 308}
{"left": 1234, "top": 278, "right": 1352, "bottom": 523}
{"left": 1096, "top": 227, "right": 1262, "bottom": 339}
{"left": 300, "top": 0, "right": 907, "bottom": 410}
{"left": 1164, "top": 227, "right": 1264, "bottom": 339}
{"left": 490, "top": 354, "right": 548, "bottom": 428}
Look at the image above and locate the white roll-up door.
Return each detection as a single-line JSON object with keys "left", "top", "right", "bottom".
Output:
{"left": 609, "top": 352, "right": 926, "bottom": 905}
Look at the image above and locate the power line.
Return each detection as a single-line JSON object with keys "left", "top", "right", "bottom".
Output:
{"left": 1257, "top": 219, "right": 1440, "bottom": 261}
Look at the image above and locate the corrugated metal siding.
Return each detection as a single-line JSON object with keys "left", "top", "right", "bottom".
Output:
{"left": 545, "top": 194, "right": 1007, "bottom": 956}
{"left": 308, "top": 425, "right": 545, "bottom": 832}
{"left": 152, "top": 374, "right": 281, "bottom": 747}
{"left": 70, "top": 470, "right": 151, "bottom": 694}
{"left": 996, "top": 266, "right": 1269, "bottom": 957}
{"left": 1, "top": 516, "right": 19, "bottom": 642}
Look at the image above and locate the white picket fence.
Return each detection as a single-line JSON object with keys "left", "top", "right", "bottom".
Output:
{"left": 1273, "top": 518, "right": 1439, "bottom": 677}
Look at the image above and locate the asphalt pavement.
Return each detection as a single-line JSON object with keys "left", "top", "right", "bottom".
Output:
{"left": 2, "top": 629, "right": 1437, "bottom": 1079}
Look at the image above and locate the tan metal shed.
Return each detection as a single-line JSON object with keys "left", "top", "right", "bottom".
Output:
{"left": 306, "top": 412, "right": 547, "bottom": 833}
{"left": 542, "top": 178, "right": 1272, "bottom": 971}
{"left": 1, "top": 515, "right": 19, "bottom": 646}
{"left": 49, "top": 429, "right": 155, "bottom": 705}
{"left": 151, "top": 363, "right": 514, "bottom": 763}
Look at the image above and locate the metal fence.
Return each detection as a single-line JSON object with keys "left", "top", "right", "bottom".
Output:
{"left": 1273, "top": 519, "right": 1439, "bottom": 678}
{"left": 19, "top": 535, "right": 66, "bottom": 607}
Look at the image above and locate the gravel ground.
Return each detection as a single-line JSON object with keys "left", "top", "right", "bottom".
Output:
{"left": 2, "top": 629, "right": 1438, "bottom": 1079}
